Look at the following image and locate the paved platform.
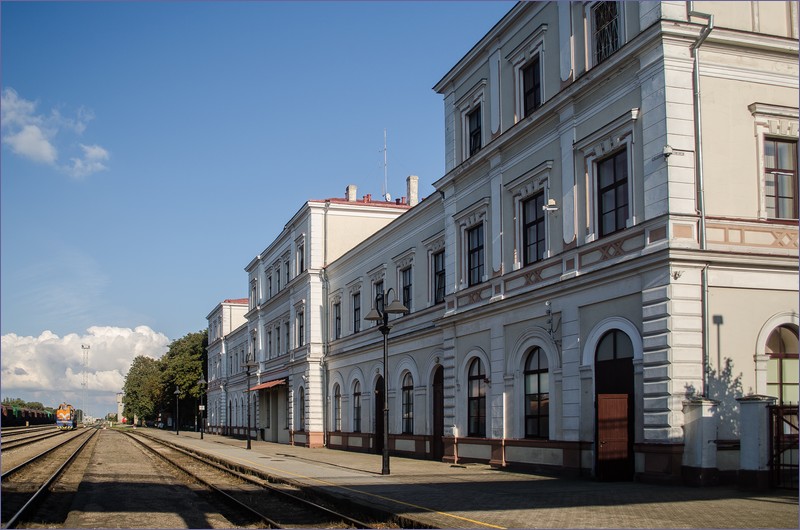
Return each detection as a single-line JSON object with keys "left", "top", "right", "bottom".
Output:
{"left": 134, "top": 427, "right": 798, "bottom": 529}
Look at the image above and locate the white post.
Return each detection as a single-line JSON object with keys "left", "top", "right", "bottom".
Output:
{"left": 682, "top": 397, "right": 719, "bottom": 485}
{"left": 737, "top": 395, "right": 776, "bottom": 490}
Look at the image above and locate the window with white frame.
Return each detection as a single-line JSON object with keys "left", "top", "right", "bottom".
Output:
{"left": 577, "top": 109, "right": 638, "bottom": 243}
{"left": 352, "top": 292, "right": 361, "bottom": 333}
{"left": 266, "top": 271, "right": 272, "bottom": 298}
{"left": 400, "top": 266, "right": 412, "bottom": 310}
{"left": 249, "top": 278, "right": 257, "bottom": 310}
{"left": 424, "top": 234, "right": 446, "bottom": 305}
{"left": 749, "top": 103, "right": 799, "bottom": 221}
{"left": 455, "top": 199, "right": 489, "bottom": 288}
{"left": 296, "top": 240, "right": 306, "bottom": 274}
{"left": 587, "top": 1, "right": 624, "bottom": 67}
{"left": 467, "top": 224, "right": 484, "bottom": 287}
{"left": 597, "top": 147, "right": 629, "bottom": 237}
{"left": 352, "top": 381, "right": 362, "bottom": 432}
{"left": 297, "top": 386, "right": 305, "bottom": 430}
{"left": 333, "top": 301, "right": 342, "bottom": 339}
{"left": 275, "top": 262, "right": 281, "bottom": 291}
{"left": 508, "top": 24, "right": 547, "bottom": 123}
{"left": 276, "top": 323, "right": 281, "bottom": 354}
{"left": 285, "top": 321, "right": 290, "bottom": 352}
{"left": 284, "top": 259, "right": 290, "bottom": 285}
{"left": 296, "top": 310, "right": 304, "bottom": 348}
{"left": 433, "top": 250, "right": 446, "bottom": 304}
{"left": 333, "top": 383, "right": 342, "bottom": 431}
{"left": 267, "top": 329, "right": 272, "bottom": 358}
{"left": 401, "top": 372, "right": 414, "bottom": 434}
{"left": 507, "top": 161, "right": 554, "bottom": 269}
{"left": 457, "top": 81, "right": 486, "bottom": 163}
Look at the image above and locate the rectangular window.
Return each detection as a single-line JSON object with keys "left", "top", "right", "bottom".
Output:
{"left": 352, "top": 292, "right": 361, "bottom": 333}
{"left": 276, "top": 268, "right": 281, "bottom": 291}
{"left": 285, "top": 261, "right": 290, "bottom": 285}
{"left": 401, "top": 267, "right": 412, "bottom": 310}
{"left": 597, "top": 148, "right": 629, "bottom": 237}
{"left": 468, "top": 105, "right": 482, "bottom": 157}
{"left": 374, "top": 280, "right": 384, "bottom": 306}
{"left": 523, "top": 192, "right": 546, "bottom": 265}
{"left": 267, "top": 275, "right": 272, "bottom": 298}
{"left": 433, "top": 250, "right": 445, "bottom": 304}
{"left": 522, "top": 55, "right": 541, "bottom": 117}
{"left": 297, "top": 244, "right": 305, "bottom": 273}
{"left": 249, "top": 279, "right": 257, "bottom": 309}
{"left": 297, "top": 311, "right": 304, "bottom": 348}
{"left": 765, "top": 138, "right": 798, "bottom": 219}
{"left": 333, "top": 302, "right": 341, "bottom": 339}
{"left": 276, "top": 326, "right": 280, "bottom": 354}
{"left": 285, "top": 322, "right": 290, "bottom": 352}
{"left": 593, "top": 1, "right": 621, "bottom": 64}
{"left": 467, "top": 224, "right": 484, "bottom": 286}
{"left": 267, "top": 331, "right": 272, "bottom": 358}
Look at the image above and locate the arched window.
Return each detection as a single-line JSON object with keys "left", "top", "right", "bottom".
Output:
{"left": 596, "top": 329, "right": 634, "bottom": 361}
{"left": 333, "top": 383, "right": 342, "bottom": 431}
{"left": 467, "top": 358, "right": 486, "bottom": 437}
{"left": 298, "top": 387, "right": 305, "bottom": 431}
{"left": 767, "top": 325, "right": 799, "bottom": 405}
{"left": 353, "top": 381, "right": 362, "bottom": 433}
{"left": 402, "top": 373, "right": 414, "bottom": 434}
{"left": 524, "top": 347, "right": 549, "bottom": 439}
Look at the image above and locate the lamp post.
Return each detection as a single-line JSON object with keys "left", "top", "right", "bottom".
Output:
{"left": 173, "top": 388, "right": 180, "bottom": 436}
{"left": 242, "top": 354, "right": 258, "bottom": 450}
{"left": 198, "top": 377, "right": 207, "bottom": 440}
{"left": 364, "top": 287, "right": 408, "bottom": 475}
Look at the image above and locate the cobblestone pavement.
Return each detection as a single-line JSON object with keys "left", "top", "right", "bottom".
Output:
{"left": 140, "top": 428, "right": 799, "bottom": 529}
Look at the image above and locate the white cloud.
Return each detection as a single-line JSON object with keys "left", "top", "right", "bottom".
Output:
{"left": 4, "top": 124, "right": 58, "bottom": 164}
{"left": 1, "top": 87, "right": 109, "bottom": 178}
{"left": 66, "top": 143, "right": 110, "bottom": 178}
{"left": 1, "top": 326, "right": 170, "bottom": 417}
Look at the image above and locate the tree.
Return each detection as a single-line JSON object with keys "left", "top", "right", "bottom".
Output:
{"left": 161, "top": 330, "right": 208, "bottom": 401}
{"left": 123, "top": 355, "right": 164, "bottom": 421}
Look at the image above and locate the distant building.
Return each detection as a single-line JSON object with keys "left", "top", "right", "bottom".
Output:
{"left": 208, "top": 1, "right": 798, "bottom": 483}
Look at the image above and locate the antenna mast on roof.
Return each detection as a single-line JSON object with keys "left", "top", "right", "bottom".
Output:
{"left": 382, "top": 129, "right": 391, "bottom": 202}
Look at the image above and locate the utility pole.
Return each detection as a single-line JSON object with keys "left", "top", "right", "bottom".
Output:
{"left": 81, "top": 344, "right": 90, "bottom": 423}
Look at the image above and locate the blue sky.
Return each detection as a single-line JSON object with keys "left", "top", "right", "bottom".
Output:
{"left": 0, "top": 1, "right": 514, "bottom": 416}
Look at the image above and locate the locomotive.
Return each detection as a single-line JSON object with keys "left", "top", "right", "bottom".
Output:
{"left": 55, "top": 403, "right": 77, "bottom": 430}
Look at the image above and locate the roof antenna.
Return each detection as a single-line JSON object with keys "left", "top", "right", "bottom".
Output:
{"left": 382, "top": 129, "right": 391, "bottom": 202}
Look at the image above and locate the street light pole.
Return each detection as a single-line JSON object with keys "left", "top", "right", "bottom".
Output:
{"left": 364, "top": 287, "right": 408, "bottom": 476}
{"left": 242, "top": 354, "right": 257, "bottom": 450}
{"left": 198, "top": 377, "right": 207, "bottom": 440}
{"left": 173, "top": 388, "right": 180, "bottom": 436}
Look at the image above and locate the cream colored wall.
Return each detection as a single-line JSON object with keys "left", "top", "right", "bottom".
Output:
{"left": 700, "top": 71, "right": 798, "bottom": 219}
{"left": 324, "top": 211, "right": 402, "bottom": 264}
{"left": 694, "top": 1, "right": 796, "bottom": 38}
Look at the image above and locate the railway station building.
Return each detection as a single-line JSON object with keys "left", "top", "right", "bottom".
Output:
{"left": 206, "top": 1, "right": 798, "bottom": 484}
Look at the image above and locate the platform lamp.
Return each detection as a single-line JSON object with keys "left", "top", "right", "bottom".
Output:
{"left": 197, "top": 376, "right": 207, "bottom": 440}
{"left": 173, "top": 387, "right": 180, "bottom": 436}
{"left": 364, "top": 287, "right": 408, "bottom": 475}
{"left": 242, "top": 353, "right": 258, "bottom": 450}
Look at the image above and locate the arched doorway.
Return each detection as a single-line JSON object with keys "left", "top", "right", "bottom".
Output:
{"left": 432, "top": 365, "right": 444, "bottom": 460}
{"left": 374, "top": 376, "right": 384, "bottom": 454}
{"left": 595, "top": 329, "right": 634, "bottom": 481}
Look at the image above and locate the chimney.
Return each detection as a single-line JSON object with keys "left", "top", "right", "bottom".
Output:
{"left": 406, "top": 175, "right": 419, "bottom": 207}
{"left": 345, "top": 184, "right": 357, "bottom": 202}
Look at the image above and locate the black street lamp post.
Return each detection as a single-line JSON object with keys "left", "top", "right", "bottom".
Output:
{"left": 173, "top": 388, "right": 180, "bottom": 436}
{"left": 242, "top": 354, "right": 258, "bottom": 450}
{"left": 364, "top": 287, "right": 408, "bottom": 475}
{"left": 198, "top": 377, "right": 207, "bottom": 440}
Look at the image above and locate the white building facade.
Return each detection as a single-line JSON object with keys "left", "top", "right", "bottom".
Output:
{"left": 209, "top": 1, "right": 798, "bottom": 484}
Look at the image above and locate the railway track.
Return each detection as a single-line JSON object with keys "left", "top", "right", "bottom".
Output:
{"left": 2, "top": 428, "right": 402, "bottom": 528}
{"left": 1, "top": 428, "right": 66, "bottom": 451}
{"left": 127, "top": 430, "right": 389, "bottom": 528}
{"left": 1, "top": 427, "right": 98, "bottom": 528}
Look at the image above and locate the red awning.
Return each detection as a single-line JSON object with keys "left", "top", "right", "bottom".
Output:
{"left": 249, "top": 378, "right": 287, "bottom": 391}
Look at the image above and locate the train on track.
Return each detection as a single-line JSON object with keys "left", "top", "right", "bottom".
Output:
{"left": 55, "top": 403, "right": 78, "bottom": 430}
{"left": 1, "top": 404, "right": 55, "bottom": 427}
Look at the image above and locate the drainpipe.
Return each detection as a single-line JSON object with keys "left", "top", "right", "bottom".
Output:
{"left": 320, "top": 200, "right": 331, "bottom": 446}
{"left": 688, "top": 4, "right": 714, "bottom": 397}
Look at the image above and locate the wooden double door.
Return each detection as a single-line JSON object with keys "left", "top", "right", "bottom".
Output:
{"left": 596, "top": 354, "right": 634, "bottom": 481}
